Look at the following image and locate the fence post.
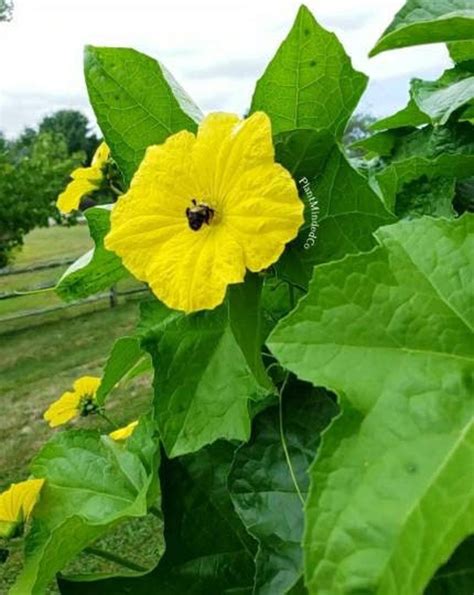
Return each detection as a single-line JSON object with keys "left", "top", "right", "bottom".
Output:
{"left": 109, "top": 285, "right": 118, "bottom": 308}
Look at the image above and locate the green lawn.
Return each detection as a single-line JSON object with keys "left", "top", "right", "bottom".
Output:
{"left": 0, "top": 226, "right": 161, "bottom": 592}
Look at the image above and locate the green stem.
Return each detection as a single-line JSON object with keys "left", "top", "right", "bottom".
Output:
{"left": 98, "top": 411, "right": 118, "bottom": 430}
{"left": 84, "top": 546, "right": 147, "bottom": 573}
{"left": 279, "top": 373, "right": 305, "bottom": 506}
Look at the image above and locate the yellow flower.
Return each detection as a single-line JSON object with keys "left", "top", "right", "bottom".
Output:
{"left": 43, "top": 376, "right": 101, "bottom": 428}
{"left": 57, "top": 142, "right": 110, "bottom": 213}
{"left": 105, "top": 112, "right": 304, "bottom": 313}
{"left": 0, "top": 479, "right": 44, "bottom": 538}
{"left": 109, "top": 420, "right": 139, "bottom": 441}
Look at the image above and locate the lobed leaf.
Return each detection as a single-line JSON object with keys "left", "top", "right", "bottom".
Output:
{"left": 277, "top": 146, "right": 395, "bottom": 287}
{"left": 251, "top": 5, "right": 367, "bottom": 142}
{"left": 84, "top": 46, "right": 202, "bottom": 183}
{"left": 55, "top": 205, "right": 128, "bottom": 301}
{"left": 95, "top": 336, "right": 147, "bottom": 406}
{"left": 139, "top": 275, "right": 271, "bottom": 458}
{"left": 59, "top": 443, "right": 257, "bottom": 594}
{"left": 269, "top": 215, "right": 474, "bottom": 595}
{"left": 370, "top": 0, "right": 474, "bottom": 57}
{"left": 229, "top": 381, "right": 337, "bottom": 595}
{"left": 12, "top": 421, "right": 160, "bottom": 594}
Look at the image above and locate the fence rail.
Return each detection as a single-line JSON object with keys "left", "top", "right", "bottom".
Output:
{"left": 0, "top": 257, "right": 148, "bottom": 330}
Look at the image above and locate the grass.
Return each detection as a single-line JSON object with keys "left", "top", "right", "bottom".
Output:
{"left": 0, "top": 225, "right": 161, "bottom": 592}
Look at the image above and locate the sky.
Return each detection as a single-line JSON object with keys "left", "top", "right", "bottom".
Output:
{"left": 0, "top": 0, "right": 452, "bottom": 138}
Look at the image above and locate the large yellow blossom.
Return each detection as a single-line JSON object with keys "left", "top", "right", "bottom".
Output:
{"left": 105, "top": 112, "right": 304, "bottom": 313}
{"left": 43, "top": 376, "right": 101, "bottom": 427}
{"left": 57, "top": 142, "right": 110, "bottom": 213}
{"left": 0, "top": 479, "right": 44, "bottom": 538}
{"left": 109, "top": 420, "right": 139, "bottom": 441}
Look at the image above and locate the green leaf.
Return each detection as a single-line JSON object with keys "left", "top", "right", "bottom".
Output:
{"left": 370, "top": 0, "right": 474, "bottom": 57}
{"left": 411, "top": 67, "right": 474, "bottom": 125}
{"left": 375, "top": 122, "right": 474, "bottom": 208}
{"left": 12, "top": 422, "right": 159, "bottom": 594}
{"left": 277, "top": 146, "right": 395, "bottom": 287}
{"left": 55, "top": 206, "right": 128, "bottom": 301}
{"left": 229, "top": 380, "right": 337, "bottom": 595}
{"left": 350, "top": 129, "right": 406, "bottom": 156}
{"left": 371, "top": 67, "right": 474, "bottom": 131}
{"left": 448, "top": 40, "right": 474, "bottom": 63}
{"left": 395, "top": 175, "right": 456, "bottom": 218}
{"left": 425, "top": 536, "right": 474, "bottom": 595}
{"left": 140, "top": 294, "right": 269, "bottom": 458}
{"left": 251, "top": 5, "right": 367, "bottom": 142}
{"left": 95, "top": 336, "right": 147, "bottom": 405}
{"left": 268, "top": 215, "right": 474, "bottom": 595}
{"left": 84, "top": 46, "right": 202, "bottom": 183}
{"left": 228, "top": 273, "right": 273, "bottom": 390}
{"left": 371, "top": 100, "right": 430, "bottom": 132}
{"left": 59, "top": 442, "right": 257, "bottom": 594}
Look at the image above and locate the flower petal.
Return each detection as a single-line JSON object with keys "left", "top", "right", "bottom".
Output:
{"left": 43, "top": 391, "right": 82, "bottom": 427}
{"left": 57, "top": 172, "right": 101, "bottom": 213}
{"left": 109, "top": 420, "right": 139, "bottom": 441}
{"left": 146, "top": 224, "right": 246, "bottom": 312}
{"left": 193, "top": 111, "right": 274, "bottom": 204}
{"left": 106, "top": 131, "right": 198, "bottom": 280}
{"left": 225, "top": 162, "right": 304, "bottom": 270}
{"left": 73, "top": 375, "right": 101, "bottom": 397}
{"left": 91, "top": 142, "right": 110, "bottom": 168}
{"left": 0, "top": 479, "right": 44, "bottom": 537}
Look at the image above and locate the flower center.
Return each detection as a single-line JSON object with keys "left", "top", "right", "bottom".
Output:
{"left": 80, "top": 394, "right": 98, "bottom": 417}
{"left": 185, "top": 199, "right": 214, "bottom": 231}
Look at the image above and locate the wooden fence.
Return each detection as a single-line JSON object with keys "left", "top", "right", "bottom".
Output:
{"left": 0, "top": 258, "right": 147, "bottom": 330}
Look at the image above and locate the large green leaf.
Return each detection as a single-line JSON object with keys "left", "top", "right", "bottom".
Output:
{"left": 59, "top": 442, "right": 257, "bottom": 594}
{"left": 140, "top": 290, "right": 270, "bottom": 458}
{"left": 374, "top": 122, "right": 474, "bottom": 208}
{"left": 425, "top": 536, "right": 474, "bottom": 595}
{"left": 95, "top": 336, "right": 148, "bottom": 405}
{"left": 370, "top": 100, "right": 430, "bottom": 132}
{"left": 448, "top": 39, "right": 474, "bottom": 63}
{"left": 372, "top": 67, "right": 474, "bottom": 130}
{"left": 395, "top": 175, "right": 456, "bottom": 218}
{"left": 55, "top": 206, "right": 128, "bottom": 301}
{"left": 277, "top": 146, "right": 395, "bottom": 287}
{"left": 12, "top": 421, "right": 159, "bottom": 594}
{"left": 370, "top": 0, "right": 474, "bottom": 57}
{"left": 229, "top": 380, "right": 337, "bottom": 595}
{"left": 251, "top": 5, "right": 367, "bottom": 142}
{"left": 411, "top": 67, "right": 474, "bottom": 125}
{"left": 84, "top": 46, "right": 202, "bottom": 183}
{"left": 268, "top": 216, "right": 474, "bottom": 595}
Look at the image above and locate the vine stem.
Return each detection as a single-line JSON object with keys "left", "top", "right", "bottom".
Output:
{"left": 84, "top": 546, "right": 147, "bottom": 572}
{"left": 97, "top": 410, "right": 118, "bottom": 430}
{"left": 279, "top": 372, "right": 305, "bottom": 507}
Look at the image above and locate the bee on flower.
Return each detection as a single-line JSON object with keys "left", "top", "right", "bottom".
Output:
{"left": 105, "top": 112, "right": 304, "bottom": 313}
{"left": 43, "top": 376, "right": 101, "bottom": 427}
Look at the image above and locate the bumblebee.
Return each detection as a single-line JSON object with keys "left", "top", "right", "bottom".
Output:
{"left": 186, "top": 199, "right": 214, "bottom": 231}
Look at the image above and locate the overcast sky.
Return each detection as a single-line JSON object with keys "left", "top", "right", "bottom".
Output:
{"left": 0, "top": 0, "right": 452, "bottom": 138}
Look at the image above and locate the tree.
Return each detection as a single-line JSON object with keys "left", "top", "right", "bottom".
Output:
{"left": 39, "top": 110, "right": 99, "bottom": 160}
{"left": 0, "top": 0, "right": 13, "bottom": 21}
{"left": 0, "top": 132, "right": 83, "bottom": 267}
{"left": 343, "top": 112, "right": 377, "bottom": 157}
